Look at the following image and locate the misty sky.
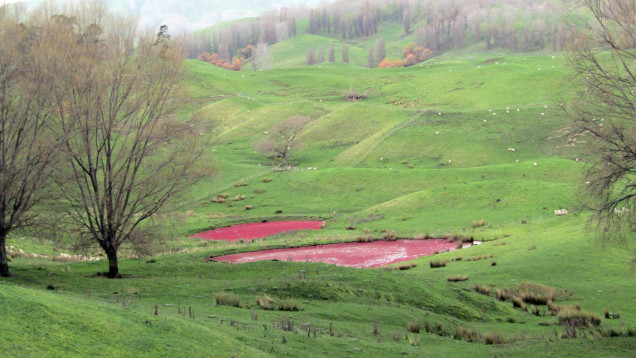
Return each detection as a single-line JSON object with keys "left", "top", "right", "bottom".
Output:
{"left": 3, "top": 0, "right": 324, "bottom": 31}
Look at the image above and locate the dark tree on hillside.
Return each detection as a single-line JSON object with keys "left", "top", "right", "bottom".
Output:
{"left": 342, "top": 43, "right": 349, "bottom": 63}
{"left": 565, "top": 0, "right": 636, "bottom": 239}
{"left": 329, "top": 42, "right": 335, "bottom": 63}
{"left": 0, "top": 13, "right": 67, "bottom": 277}
{"left": 316, "top": 44, "right": 325, "bottom": 63}
{"left": 306, "top": 46, "right": 315, "bottom": 65}
{"left": 375, "top": 37, "right": 385, "bottom": 62}
{"left": 403, "top": 9, "right": 411, "bottom": 34}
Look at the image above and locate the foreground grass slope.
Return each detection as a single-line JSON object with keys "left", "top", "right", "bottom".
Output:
{"left": 2, "top": 216, "right": 635, "bottom": 357}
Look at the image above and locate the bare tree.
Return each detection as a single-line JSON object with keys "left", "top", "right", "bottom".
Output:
{"left": 253, "top": 42, "right": 272, "bottom": 70}
{"left": 46, "top": 6, "right": 205, "bottom": 278}
{"left": 255, "top": 116, "right": 312, "bottom": 165}
{"left": 565, "top": 0, "right": 636, "bottom": 239}
{"left": 0, "top": 11, "right": 67, "bottom": 277}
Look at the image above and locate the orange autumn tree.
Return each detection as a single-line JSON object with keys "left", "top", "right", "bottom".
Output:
{"left": 377, "top": 42, "right": 432, "bottom": 68}
{"left": 198, "top": 52, "right": 242, "bottom": 71}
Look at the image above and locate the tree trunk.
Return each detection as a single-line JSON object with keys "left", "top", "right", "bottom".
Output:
{"left": 105, "top": 245, "right": 120, "bottom": 279}
{"left": 0, "top": 232, "right": 10, "bottom": 277}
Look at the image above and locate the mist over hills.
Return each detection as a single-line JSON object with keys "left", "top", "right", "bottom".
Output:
{"left": 3, "top": 0, "right": 323, "bottom": 31}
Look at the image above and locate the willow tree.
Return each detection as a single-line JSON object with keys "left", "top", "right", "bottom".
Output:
{"left": 566, "top": 0, "right": 636, "bottom": 239}
{"left": 46, "top": 4, "right": 205, "bottom": 278}
{"left": 0, "top": 10, "right": 65, "bottom": 277}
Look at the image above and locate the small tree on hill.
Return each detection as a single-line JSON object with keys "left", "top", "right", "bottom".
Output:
{"left": 255, "top": 116, "right": 312, "bottom": 165}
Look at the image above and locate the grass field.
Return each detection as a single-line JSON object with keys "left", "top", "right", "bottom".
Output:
{"left": 2, "top": 41, "right": 635, "bottom": 357}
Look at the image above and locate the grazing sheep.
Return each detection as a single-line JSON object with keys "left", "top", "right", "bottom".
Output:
{"left": 508, "top": 148, "right": 516, "bottom": 152}
{"left": 554, "top": 209, "right": 569, "bottom": 216}
{"left": 614, "top": 207, "right": 631, "bottom": 214}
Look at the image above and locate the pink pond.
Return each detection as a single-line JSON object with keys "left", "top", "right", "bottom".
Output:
{"left": 211, "top": 239, "right": 473, "bottom": 268}
{"left": 190, "top": 221, "right": 325, "bottom": 241}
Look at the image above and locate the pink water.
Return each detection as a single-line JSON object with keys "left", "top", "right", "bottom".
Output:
{"left": 191, "top": 221, "right": 325, "bottom": 241}
{"left": 211, "top": 239, "right": 471, "bottom": 268}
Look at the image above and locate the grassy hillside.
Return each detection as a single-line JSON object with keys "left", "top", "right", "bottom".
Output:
{"left": 2, "top": 46, "right": 635, "bottom": 357}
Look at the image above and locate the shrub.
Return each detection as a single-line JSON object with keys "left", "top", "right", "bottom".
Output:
{"left": 453, "top": 326, "right": 479, "bottom": 342}
{"left": 491, "top": 261, "right": 497, "bottom": 266}
{"left": 413, "top": 233, "right": 429, "bottom": 240}
{"left": 262, "top": 178, "right": 272, "bottom": 183}
{"left": 470, "top": 284, "right": 492, "bottom": 296}
{"left": 382, "top": 230, "right": 399, "bottom": 241}
{"left": 547, "top": 300, "right": 561, "bottom": 315}
{"left": 254, "top": 188, "right": 265, "bottom": 194}
{"left": 398, "top": 263, "right": 417, "bottom": 270}
{"left": 512, "top": 296, "right": 527, "bottom": 310}
{"left": 407, "top": 320, "right": 420, "bottom": 333}
{"left": 495, "top": 288, "right": 510, "bottom": 301}
{"left": 516, "top": 282, "right": 555, "bottom": 305}
{"left": 356, "top": 235, "right": 373, "bottom": 243}
{"left": 599, "top": 327, "right": 625, "bottom": 337}
{"left": 531, "top": 305, "right": 542, "bottom": 316}
{"left": 447, "top": 275, "right": 469, "bottom": 282}
{"left": 256, "top": 295, "right": 275, "bottom": 310}
{"left": 234, "top": 182, "right": 248, "bottom": 187}
{"left": 472, "top": 219, "right": 485, "bottom": 228}
{"left": 465, "top": 255, "right": 494, "bottom": 262}
{"left": 215, "top": 292, "right": 241, "bottom": 308}
{"left": 231, "top": 195, "right": 246, "bottom": 201}
{"left": 483, "top": 332, "right": 504, "bottom": 345}
{"left": 277, "top": 299, "right": 302, "bottom": 311}
{"left": 345, "top": 89, "right": 364, "bottom": 101}
{"left": 557, "top": 307, "right": 601, "bottom": 327}
{"left": 429, "top": 260, "right": 447, "bottom": 268}
{"left": 244, "top": 205, "right": 253, "bottom": 210}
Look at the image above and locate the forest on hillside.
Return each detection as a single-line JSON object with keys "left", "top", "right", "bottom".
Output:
{"left": 177, "top": 0, "right": 580, "bottom": 69}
